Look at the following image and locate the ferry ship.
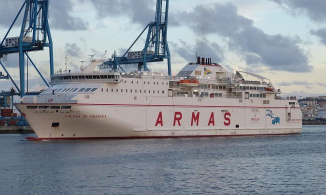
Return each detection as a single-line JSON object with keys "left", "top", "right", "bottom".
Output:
{"left": 15, "top": 57, "right": 302, "bottom": 140}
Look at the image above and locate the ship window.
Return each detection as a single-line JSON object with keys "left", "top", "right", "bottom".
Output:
{"left": 132, "top": 81, "right": 133, "bottom": 84}
{"left": 144, "top": 90, "right": 146, "bottom": 93}
{"left": 148, "top": 82, "right": 150, "bottom": 84}
{"left": 157, "top": 82, "right": 158, "bottom": 85}
{"left": 85, "top": 88, "right": 91, "bottom": 92}
{"left": 39, "top": 106, "right": 49, "bottom": 109}
{"left": 125, "top": 80, "right": 126, "bottom": 83}
{"left": 101, "top": 88, "right": 103, "bottom": 92}
{"left": 162, "top": 82, "right": 164, "bottom": 85}
{"left": 100, "top": 75, "right": 105, "bottom": 79}
{"left": 50, "top": 106, "right": 60, "bottom": 109}
{"left": 91, "top": 88, "right": 97, "bottom": 92}
{"left": 52, "top": 122, "right": 59, "bottom": 127}
{"left": 131, "top": 89, "right": 133, "bottom": 93}
{"left": 137, "top": 81, "right": 138, "bottom": 84}
{"left": 94, "top": 75, "right": 100, "bottom": 79}
{"left": 140, "top": 90, "right": 142, "bottom": 93}
{"left": 121, "top": 89, "right": 123, "bottom": 92}
{"left": 263, "top": 100, "right": 270, "bottom": 104}
{"left": 126, "top": 89, "right": 128, "bottom": 93}
{"left": 27, "top": 106, "right": 38, "bottom": 109}
{"left": 144, "top": 81, "right": 145, "bottom": 84}
{"left": 116, "top": 89, "right": 118, "bottom": 92}
{"left": 106, "top": 88, "right": 108, "bottom": 92}
{"left": 149, "top": 90, "right": 151, "bottom": 93}
{"left": 162, "top": 90, "right": 164, "bottom": 94}
{"left": 61, "top": 106, "right": 71, "bottom": 109}
{"left": 111, "top": 89, "right": 113, "bottom": 92}
{"left": 135, "top": 90, "right": 137, "bottom": 93}
{"left": 73, "top": 88, "right": 78, "bottom": 92}
{"left": 153, "top": 90, "right": 155, "bottom": 94}
{"left": 153, "top": 82, "right": 155, "bottom": 85}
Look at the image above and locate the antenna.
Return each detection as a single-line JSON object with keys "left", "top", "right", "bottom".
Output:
{"left": 101, "top": 50, "right": 107, "bottom": 60}
{"left": 80, "top": 60, "right": 85, "bottom": 66}
{"left": 89, "top": 54, "right": 95, "bottom": 61}
{"left": 65, "top": 55, "right": 68, "bottom": 72}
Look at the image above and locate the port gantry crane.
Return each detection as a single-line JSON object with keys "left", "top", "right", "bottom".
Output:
{"left": 0, "top": 0, "right": 53, "bottom": 97}
{"left": 99, "top": 0, "right": 171, "bottom": 76}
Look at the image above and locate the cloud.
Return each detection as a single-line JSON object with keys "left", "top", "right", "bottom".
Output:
{"left": 272, "top": 0, "right": 326, "bottom": 23}
{"left": 277, "top": 81, "right": 326, "bottom": 90}
{"left": 89, "top": 0, "right": 155, "bottom": 25}
{"left": 171, "top": 38, "right": 224, "bottom": 63}
{"left": 277, "top": 81, "right": 313, "bottom": 86}
{"left": 49, "top": 0, "right": 88, "bottom": 30}
{"left": 65, "top": 43, "right": 82, "bottom": 58}
{"left": 0, "top": 1, "right": 23, "bottom": 27}
{"left": 311, "top": 28, "right": 326, "bottom": 45}
{"left": 176, "top": 2, "right": 312, "bottom": 73}
{"left": 0, "top": 0, "right": 88, "bottom": 31}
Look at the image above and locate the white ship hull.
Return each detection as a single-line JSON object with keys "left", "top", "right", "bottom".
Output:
{"left": 15, "top": 96, "right": 302, "bottom": 140}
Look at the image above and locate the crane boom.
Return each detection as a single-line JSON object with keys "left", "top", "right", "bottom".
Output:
{"left": 100, "top": 0, "right": 171, "bottom": 76}
{"left": 0, "top": 0, "right": 53, "bottom": 97}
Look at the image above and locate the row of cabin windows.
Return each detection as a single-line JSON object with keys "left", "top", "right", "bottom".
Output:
{"left": 101, "top": 88, "right": 165, "bottom": 94}
{"left": 53, "top": 75, "right": 118, "bottom": 80}
{"left": 194, "top": 85, "right": 227, "bottom": 90}
{"left": 27, "top": 105, "right": 72, "bottom": 109}
{"left": 240, "top": 86, "right": 265, "bottom": 91}
{"left": 250, "top": 93, "right": 266, "bottom": 98}
{"left": 199, "top": 92, "right": 223, "bottom": 97}
{"left": 211, "top": 85, "right": 227, "bottom": 90}
{"left": 54, "top": 88, "right": 97, "bottom": 93}
{"left": 124, "top": 80, "right": 169, "bottom": 85}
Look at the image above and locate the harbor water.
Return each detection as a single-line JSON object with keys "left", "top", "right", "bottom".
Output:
{"left": 0, "top": 125, "right": 325, "bottom": 194}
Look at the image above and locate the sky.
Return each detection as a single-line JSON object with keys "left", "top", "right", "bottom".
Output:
{"left": 0, "top": 0, "right": 326, "bottom": 98}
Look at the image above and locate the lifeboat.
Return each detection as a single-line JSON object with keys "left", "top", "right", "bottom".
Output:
{"left": 180, "top": 79, "right": 200, "bottom": 87}
{"left": 265, "top": 86, "right": 274, "bottom": 92}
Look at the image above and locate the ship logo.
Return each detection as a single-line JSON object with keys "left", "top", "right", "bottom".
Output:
{"left": 204, "top": 67, "right": 212, "bottom": 75}
{"left": 266, "top": 109, "right": 280, "bottom": 125}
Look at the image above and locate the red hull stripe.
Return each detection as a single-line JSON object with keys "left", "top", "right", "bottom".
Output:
{"left": 17, "top": 103, "right": 300, "bottom": 109}
{"left": 26, "top": 133, "right": 300, "bottom": 141}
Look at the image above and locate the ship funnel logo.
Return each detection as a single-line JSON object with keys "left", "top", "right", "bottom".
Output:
{"left": 266, "top": 109, "right": 280, "bottom": 125}
{"left": 204, "top": 68, "right": 212, "bottom": 75}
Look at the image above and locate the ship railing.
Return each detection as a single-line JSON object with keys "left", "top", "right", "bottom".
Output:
{"left": 198, "top": 79, "right": 226, "bottom": 85}
{"left": 275, "top": 96, "right": 297, "bottom": 100}
{"left": 172, "top": 93, "right": 242, "bottom": 99}
{"left": 51, "top": 78, "right": 121, "bottom": 85}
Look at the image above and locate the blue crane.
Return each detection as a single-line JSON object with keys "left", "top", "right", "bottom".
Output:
{"left": 0, "top": 0, "right": 53, "bottom": 97}
{"left": 99, "top": 0, "right": 171, "bottom": 76}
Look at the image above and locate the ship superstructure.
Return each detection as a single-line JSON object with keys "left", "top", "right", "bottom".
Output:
{"left": 15, "top": 57, "right": 302, "bottom": 140}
